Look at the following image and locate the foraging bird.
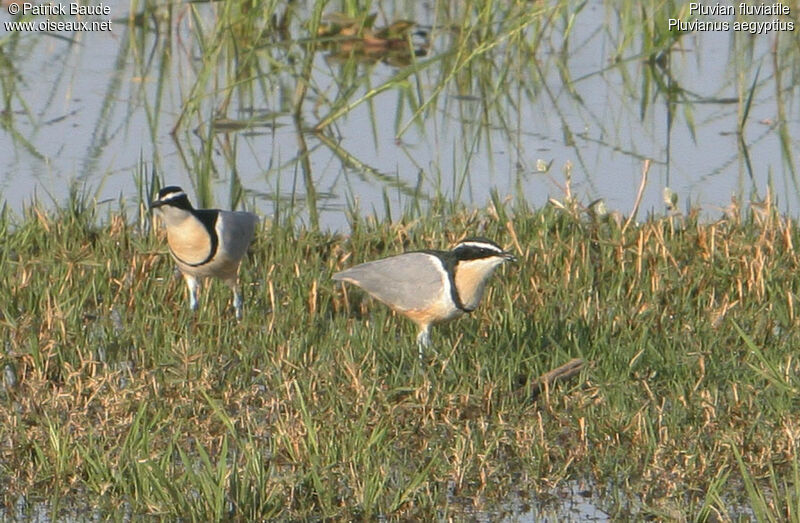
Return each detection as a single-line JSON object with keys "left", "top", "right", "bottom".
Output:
{"left": 150, "top": 186, "right": 258, "bottom": 320}
{"left": 333, "top": 238, "right": 515, "bottom": 349}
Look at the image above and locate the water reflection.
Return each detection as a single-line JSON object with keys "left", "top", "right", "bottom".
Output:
{"left": 0, "top": 1, "right": 797, "bottom": 232}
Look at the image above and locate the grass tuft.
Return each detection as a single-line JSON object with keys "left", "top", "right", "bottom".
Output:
{"left": 1, "top": 187, "right": 800, "bottom": 518}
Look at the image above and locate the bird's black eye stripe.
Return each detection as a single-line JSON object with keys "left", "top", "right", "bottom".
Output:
{"left": 155, "top": 192, "right": 193, "bottom": 211}
{"left": 454, "top": 245, "right": 501, "bottom": 261}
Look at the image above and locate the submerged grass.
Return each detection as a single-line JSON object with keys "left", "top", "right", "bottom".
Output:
{"left": 1, "top": 189, "right": 800, "bottom": 519}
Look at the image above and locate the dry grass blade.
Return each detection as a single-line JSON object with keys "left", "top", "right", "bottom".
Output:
{"left": 517, "top": 358, "right": 585, "bottom": 402}
{"left": 622, "top": 159, "right": 650, "bottom": 235}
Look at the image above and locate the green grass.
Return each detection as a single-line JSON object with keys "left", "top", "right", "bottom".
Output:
{"left": 1, "top": 189, "right": 800, "bottom": 519}
{"left": 3, "top": 0, "right": 800, "bottom": 517}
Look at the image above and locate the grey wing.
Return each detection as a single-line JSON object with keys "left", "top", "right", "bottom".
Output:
{"left": 333, "top": 252, "right": 445, "bottom": 311}
{"left": 218, "top": 211, "right": 258, "bottom": 260}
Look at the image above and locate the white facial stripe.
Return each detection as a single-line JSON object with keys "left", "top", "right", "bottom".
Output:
{"left": 457, "top": 241, "right": 504, "bottom": 253}
{"left": 159, "top": 190, "right": 187, "bottom": 202}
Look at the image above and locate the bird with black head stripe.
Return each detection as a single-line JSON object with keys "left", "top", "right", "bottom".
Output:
{"left": 151, "top": 186, "right": 258, "bottom": 320}
{"left": 333, "top": 238, "right": 515, "bottom": 355}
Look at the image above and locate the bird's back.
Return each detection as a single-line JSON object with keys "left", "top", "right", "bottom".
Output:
{"left": 217, "top": 210, "right": 259, "bottom": 262}
{"left": 333, "top": 252, "right": 447, "bottom": 312}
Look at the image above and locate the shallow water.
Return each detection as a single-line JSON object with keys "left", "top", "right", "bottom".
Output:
{"left": 1, "top": 1, "right": 797, "bottom": 229}
{"left": 0, "top": 480, "right": 612, "bottom": 521}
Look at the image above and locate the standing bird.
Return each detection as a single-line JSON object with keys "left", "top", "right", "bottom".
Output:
{"left": 333, "top": 238, "right": 515, "bottom": 351}
{"left": 150, "top": 186, "right": 259, "bottom": 320}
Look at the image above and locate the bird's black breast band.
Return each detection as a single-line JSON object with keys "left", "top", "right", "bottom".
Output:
{"left": 424, "top": 250, "right": 473, "bottom": 313}
{"left": 169, "top": 210, "right": 220, "bottom": 267}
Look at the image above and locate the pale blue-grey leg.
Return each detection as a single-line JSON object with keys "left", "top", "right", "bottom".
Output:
{"left": 232, "top": 284, "right": 244, "bottom": 321}
{"left": 184, "top": 274, "right": 200, "bottom": 312}
{"left": 416, "top": 327, "right": 431, "bottom": 361}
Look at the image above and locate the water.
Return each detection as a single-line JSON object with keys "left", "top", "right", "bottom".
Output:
{"left": 2, "top": 2, "right": 797, "bottom": 230}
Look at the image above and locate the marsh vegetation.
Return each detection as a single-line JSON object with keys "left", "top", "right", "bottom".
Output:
{"left": 2, "top": 188, "right": 800, "bottom": 519}
{"left": 2, "top": 0, "right": 800, "bottom": 519}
